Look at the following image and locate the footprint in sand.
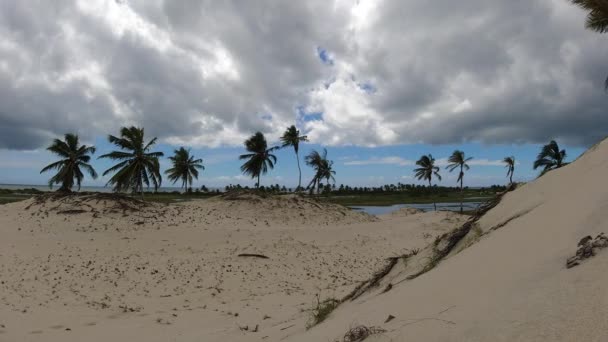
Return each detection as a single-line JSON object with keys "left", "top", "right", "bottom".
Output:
{"left": 30, "top": 330, "right": 43, "bottom": 334}
{"left": 49, "top": 325, "right": 65, "bottom": 330}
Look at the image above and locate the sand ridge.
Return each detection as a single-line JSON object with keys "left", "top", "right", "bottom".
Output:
{"left": 0, "top": 192, "right": 466, "bottom": 341}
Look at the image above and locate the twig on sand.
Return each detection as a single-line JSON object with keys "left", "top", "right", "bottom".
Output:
{"left": 237, "top": 253, "right": 270, "bottom": 259}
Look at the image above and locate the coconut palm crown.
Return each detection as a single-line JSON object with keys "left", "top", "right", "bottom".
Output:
{"left": 533, "top": 140, "right": 567, "bottom": 176}
{"left": 165, "top": 147, "right": 204, "bottom": 192}
{"left": 239, "top": 132, "right": 278, "bottom": 187}
{"left": 40, "top": 133, "right": 98, "bottom": 191}
{"left": 305, "top": 148, "right": 335, "bottom": 193}
{"left": 99, "top": 126, "right": 164, "bottom": 198}
{"left": 414, "top": 154, "right": 442, "bottom": 210}
{"left": 568, "top": 0, "right": 608, "bottom": 89}
{"left": 280, "top": 125, "right": 308, "bottom": 190}
{"left": 446, "top": 150, "right": 472, "bottom": 212}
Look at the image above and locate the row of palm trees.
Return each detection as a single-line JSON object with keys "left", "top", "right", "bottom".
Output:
{"left": 40, "top": 124, "right": 569, "bottom": 202}
{"left": 40, "top": 125, "right": 334, "bottom": 198}
{"left": 238, "top": 126, "right": 335, "bottom": 192}
{"left": 412, "top": 140, "right": 567, "bottom": 211}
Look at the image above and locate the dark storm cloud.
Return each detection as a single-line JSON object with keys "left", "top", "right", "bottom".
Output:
{"left": 0, "top": 0, "right": 606, "bottom": 150}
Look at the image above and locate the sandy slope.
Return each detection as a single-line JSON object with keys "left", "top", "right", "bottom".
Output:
{"left": 0, "top": 193, "right": 466, "bottom": 341}
{"left": 285, "top": 140, "right": 608, "bottom": 342}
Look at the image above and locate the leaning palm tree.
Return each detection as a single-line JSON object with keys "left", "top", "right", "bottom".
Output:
{"left": 305, "top": 148, "right": 336, "bottom": 194}
{"left": 40, "top": 133, "right": 98, "bottom": 192}
{"left": 533, "top": 140, "right": 567, "bottom": 176}
{"left": 568, "top": 0, "right": 608, "bottom": 89}
{"left": 239, "top": 132, "right": 278, "bottom": 188}
{"left": 446, "top": 150, "right": 472, "bottom": 213}
{"left": 165, "top": 147, "right": 204, "bottom": 193}
{"left": 503, "top": 156, "right": 516, "bottom": 184}
{"left": 414, "top": 154, "right": 442, "bottom": 211}
{"left": 280, "top": 125, "right": 308, "bottom": 190}
{"left": 99, "top": 126, "right": 164, "bottom": 199}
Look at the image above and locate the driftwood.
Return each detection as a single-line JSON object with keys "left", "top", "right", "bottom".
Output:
{"left": 237, "top": 253, "right": 269, "bottom": 259}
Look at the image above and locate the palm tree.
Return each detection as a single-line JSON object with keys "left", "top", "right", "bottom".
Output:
{"left": 503, "top": 156, "right": 515, "bottom": 184}
{"left": 40, "top": 133, "right": 98, "bottom": 192}
{"left": 165, "top": 147, "right": 204, "bottom": 193}
{"left": 280, "top": 125, "right": 308, "bottom": 191}
{"left": 99, "top": 126, "right": 164, "bottom": 199}
{"left": 533, "top": 140, "right": 567, "bottom": 176}
{"left": 239, "top": 132, "right": 278, "bottom": 188}
{"left": 446, "top": 150, "right": 472, "bottom": 213}
{"left": 305, "top": 148, "right": 335, "bottom": 194}
{"left": 414, "top": 154, "right": 442, "bottom": 211}
{"left": 568, "top": 0, "right": 608, "bottom": 89}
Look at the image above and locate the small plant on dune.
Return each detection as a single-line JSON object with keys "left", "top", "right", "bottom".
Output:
{"left": 307, "top": 294, "right": 340, "bottom": 329}
{"left": 340, "top": 325, "right": 386, "bottom": 342}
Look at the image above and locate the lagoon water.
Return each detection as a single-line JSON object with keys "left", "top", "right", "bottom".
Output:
{"left": 350, "top": 201, "right": 483, "bottom": 215}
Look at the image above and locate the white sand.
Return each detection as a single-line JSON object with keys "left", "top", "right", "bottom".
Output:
{"left": 3, "top": 138, "right": 607, "bottom": 341}
{"left": 0, "top": 192, "right": 465, "bottom": 341}
{"left": 285, "top": 139, "right": 608, "bottom": 342}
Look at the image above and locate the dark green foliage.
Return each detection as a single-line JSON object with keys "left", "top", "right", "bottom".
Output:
{"left": 99, "top": 126, "right": 164, "bottom": 199}
{"left": 280, "top": 125, "right": 308, "bottom": 190}
{"left": 165, "top": 147, "right": 204, "bottom": 192}
{"left": 305, "top": 149, "right": 336, "bottom": 193}
{"left": 533, "top": 140, "right": 567, "bottom": 176}
{"left": 40, "top": 133, "right": 98, "bottom": 192}
{"left": 239, "top": 132, "right": 278, "bottom": 187}
{"left": 503, "top": 156, "right": 515, "bottom": 184}
{"left": 446, "top": 150, "right": 472, "bottom": 212}
{"left": 414, "top": 154, "right": 441, "bottom": 210}
{"left": 568, "top": 0, "right": 608, "bottom": 89}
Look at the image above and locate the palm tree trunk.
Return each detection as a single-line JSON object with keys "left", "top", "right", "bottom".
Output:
{"left": 430, "top": 179, "right": 436, "bottom": 211}
{"left": 296, "top": 150, "right": 302, "bottom": 191}
{"left": 460, "top": 165, "right": 464, "bottom": 213}
{"left": 257, "top": 174, "right": 260, "bottom": 188}
{"left": 140, "top": 177, "right": 144, "bottom": 201}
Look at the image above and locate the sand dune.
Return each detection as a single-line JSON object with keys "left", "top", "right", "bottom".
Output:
{"left": 2, "top": 138, "right": 607, "bottom": 341}
{"left": 0, "top": 191, "right": 466, "bottom": 341}
{"left": 285, "top": 139, "right": 608, "bottom": 341}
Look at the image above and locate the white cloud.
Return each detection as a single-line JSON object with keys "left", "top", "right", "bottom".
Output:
{"left": 0, "top": 0, "right": 606, "bottom": 150}
{"left": 344, "top": 156, "right": 414, "bottom": 166}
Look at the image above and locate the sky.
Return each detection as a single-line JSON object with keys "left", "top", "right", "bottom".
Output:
{"left": 0, "top": 0, "right": 604, "bottom": 188}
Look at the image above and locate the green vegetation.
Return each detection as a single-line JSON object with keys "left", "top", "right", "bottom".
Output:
{"left": 533, "top": 140, "right": 568, "bottom": 176}
{"left": 305, "top": 148, "right": 336, "bottom": 194}
{"left": 239, "top": 132, "right": 279, "bottom": 188}
{"left": 280, "top": 125, "right": 308, "bottom": 190}
{"left": 306, "top": 296, "right": 339, "bottom": 329}
{"left": 503, "top": 156, "right": 515, "bottom": 184}
{"left": 99, "top": 126, "right": 164, "bottom": 199}
{"left": 414, "top": 154, "right": 442, "bottom": 210}
{"left": 446, "top": 150, "right": 472, "bottom": 213}
{"left": 40, "top": 133, "right": 98, "bottom": 192}
{"left": 320, "top": 188, "right": 497, "bottom": 207}
{"left": 568, "top": 0, "right": 608, "bottom": 89}
{"left": 165, "top": 147, "right": 204, "bottom": 192}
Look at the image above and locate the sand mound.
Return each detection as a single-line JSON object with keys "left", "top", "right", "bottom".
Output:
{"left": 286, "top": 138, "right": 608, "bottom": 342}
{"left": 7, "top": 191, "right": 374, "bottom": 234}
{"left": 205, "top": 191, "right": 377, "bottom": 226}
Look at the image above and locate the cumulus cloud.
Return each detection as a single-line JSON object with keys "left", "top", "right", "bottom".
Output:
{"left": 0, "top": 0, "right": 606, "bottom": 150}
